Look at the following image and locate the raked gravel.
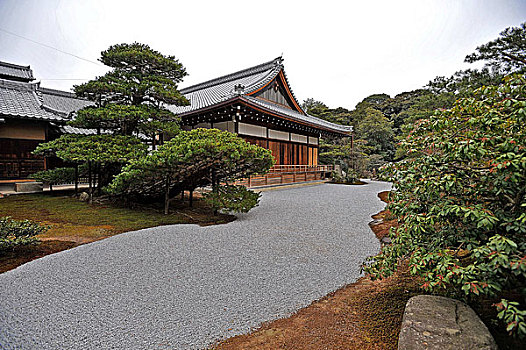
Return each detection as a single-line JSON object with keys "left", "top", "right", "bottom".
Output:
{"left": 0, "top": 181, "right": 391, "bottom": 350}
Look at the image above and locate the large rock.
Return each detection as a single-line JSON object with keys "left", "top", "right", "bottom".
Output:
{"left": 14, "top": 181, "right": 43, "bottom": 192}
{"left": 398, "top": 295, "right": 497, "bottom": 350}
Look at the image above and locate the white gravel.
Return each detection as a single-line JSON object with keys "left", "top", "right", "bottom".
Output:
{"left": 0, "top": 181, "right": 391, "bottom": 350}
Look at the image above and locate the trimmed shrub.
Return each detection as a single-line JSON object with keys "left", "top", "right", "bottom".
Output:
{"left": 203, "top": 185, "right": 261, "bottom": 213}
{"left": 0, "top": 217, "right": 48, "bottom": 252}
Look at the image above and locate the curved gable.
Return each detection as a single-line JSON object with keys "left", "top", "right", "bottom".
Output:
{"left": 249, "top": 69, "right": 305, "bottom": 115}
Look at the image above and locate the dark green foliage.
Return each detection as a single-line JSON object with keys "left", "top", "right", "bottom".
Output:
{"left": 355, "top": 107, "right": 395, "bottom": 161}
{"left": 203, "top": 185, "right": 261, "bottom": 213}
{"left": 465, "top": 22, "right": 526, "bottom": 73}
{"left": 107, "top": 129, "right": 274, "bottom": 214}
{"left": 70, "top": 105, "right": 180, "bottom": 137}
{"left": 0, "top": 217, "right": 48, "bottom": 252}
{"left": 75, "top": 42, "right": 189, "bottom": 107}
{"left": 362, "top": 93, "right": 391, "bottom": 106}
{"left": 34, "top": 134, "right": 147, "bottom": 164}
{"left": 426, "top": 68, "right": 505, "bottom": 95}
{"left": 330, "top": 169, "right": 358, "bottom": 184}
{"left": 31, "top": 167, "right": 76, "bottom": 190}
{"left": 365, "top": 75, "right": 526, "bottom": 337}
{"left": 302, "top": 98, "right": 354, "bottom": 126}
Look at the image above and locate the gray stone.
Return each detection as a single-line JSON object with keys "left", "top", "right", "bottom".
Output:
{"left": 78, "top": 192, "right": 89, "bottom": 202}
{"left": 398, "top": 295, "right": 497, "bottom": 350}
{"left": 0, "top": 182, "right": 391, "bottom": 349}
{"left": 14, "top": 182, "right": 43, "bottom": 192}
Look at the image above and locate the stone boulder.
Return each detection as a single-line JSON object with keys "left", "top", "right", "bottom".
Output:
{"left": 398, "top": 295, "right": 497, "bottom": 350}
{"left": 14, "top": 182, "right": 43, "bottom": 192}
{"left": 78, "top": 192, "right": 90, "bottom": 202}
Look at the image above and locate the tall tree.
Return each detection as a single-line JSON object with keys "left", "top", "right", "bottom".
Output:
{"left": 73, "top": 42, "right": 189, "bottom": 138}
{"left": 465, "top": 22, "right": 526, "bottom": 73}
{"left": 355, "top": 107, "right": 395, "bottom": 162}
{"left": 37, "top": 43, "right": 189, "bottom": 192}
{"left": 427, "top": 22, "right": 526, "bottom": 96}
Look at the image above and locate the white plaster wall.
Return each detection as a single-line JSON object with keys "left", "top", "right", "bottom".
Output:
{"left": 308, "top": 136, "right": 319, "bottom": 145}
{"left": 268, "top": 129, "right": 289, "bottom": 141}
{"left": 291, "top": 133, "right": 308, "bottom": 144}
{"left": 238, "top": 123, "right": 266, "bottom": 138}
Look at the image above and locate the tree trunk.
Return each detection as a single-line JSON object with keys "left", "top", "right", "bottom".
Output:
{"left": 74, "top": 164, "right": 78, "bottom": 195}
{"left": 164, "top": 176, "right": 170, "bottom": 215}
{"left": 211, "top": 169, "right": 217, "bottom": 193}
{"left": 212, "top": 169, "right": 218, "bottom": 215}
{"left": 96, "top": 163, "right": 101, "bottom": 195}
{"left": 49, "top": 183, "right": 53, "bottom": 192}
{"left": 189, "top": 189, "right": 194, "bottom": 208}
{"left": 88, "top": 161, "right": 93, "bottom": 204}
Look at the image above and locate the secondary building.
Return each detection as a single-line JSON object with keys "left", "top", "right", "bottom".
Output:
{"left": 0, "top": 61, "right": 91, "bottom": 179}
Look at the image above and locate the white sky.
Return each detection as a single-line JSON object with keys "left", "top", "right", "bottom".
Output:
{"left": 0, "top": 0, "right": 524, "bottom": 109}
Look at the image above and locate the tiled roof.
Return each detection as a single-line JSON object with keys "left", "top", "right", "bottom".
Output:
{"left": 0, "top": 61, "right": 34, "bottom": 82}
{"left": 0, "top": 78, "right": 93, "bottom": 122}
{"left": 169, "top": 57, "right": 283, "bottom": 115}
{"left": 0, "top": 79, "right": 62, "bottom": 121}
{"left": 243, "top": 96, "right": 352, "bottom": 134}
{"left": 168, "top": 57, "right": 352, "bottom": 135}
{"left": 56, "top": 124, "right": 97, "bottom": 135}
{"left": 39, "top": 87, "right": 92, "bottom": 115}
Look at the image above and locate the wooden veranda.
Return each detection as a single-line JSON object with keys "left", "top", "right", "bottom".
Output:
{"left": 237, "top": 164, "right": 333, "bottom": 188}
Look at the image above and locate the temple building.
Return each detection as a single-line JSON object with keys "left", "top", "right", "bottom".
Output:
{"left": 0, "top": 61, "right": 92, "bottom": 180}
{"left": 170, "top": 57, "right": 352, "bottom": 185}
{"left": 170, "top": 57, "right": 351, "bottom": 165}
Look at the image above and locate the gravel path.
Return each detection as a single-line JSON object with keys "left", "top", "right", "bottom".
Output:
{"left": 0, "top": 181, "right": 391, "bottom": 350}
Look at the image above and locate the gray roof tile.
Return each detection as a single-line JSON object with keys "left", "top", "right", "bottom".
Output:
{"left": 39, "top": 87, "right": 93, "bottom": 115}
{"left": 0, "top": 78, "right": 92, "bottom": 122}
{"left": 0, "top": 61, "right": 34, "bottom": 82}
{"left": 168, "top": 57, "right": 351, "bottom": 135}
{"left": 57, "top": 125, "right": 97, "bottom": 135}
{"left": 0, "top": 79, "right": 62, "bottom": 121}
{"left": 243, "top": 96, "right": 352, "bottom": 134}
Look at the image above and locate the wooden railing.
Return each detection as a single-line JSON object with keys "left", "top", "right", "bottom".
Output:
{"left": 268, "top": 165, "right": 333, "bottom": 173}
{"left": 238, "top": 164, "right": 334, "bottom": 188}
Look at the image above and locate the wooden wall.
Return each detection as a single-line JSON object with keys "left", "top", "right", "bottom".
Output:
{"left": 243, "top": 136, "right": 318, "bottom": 166}
{"left": 0, "top": 139, "right": 45, "bottom": 179}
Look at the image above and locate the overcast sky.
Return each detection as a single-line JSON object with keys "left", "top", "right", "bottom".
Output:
{"left": 0, "top": 0, "right": 524, "bottom": 109}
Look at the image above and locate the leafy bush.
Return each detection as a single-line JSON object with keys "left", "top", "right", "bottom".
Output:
{"left": 331, "top": 169, "right": 358, "bottom": 184}
{"left": 0, "top": 217, "right": 48, "bottom": 252}
{"left": 31, "top": 167, "right": 76, "bottom": 189}
{"left": 107, "top": 129, "right": 274, "bottom": 214}
{"left": 364, "top": 75, "right": 526, "bottom": 337}
{"left": 203, "top": 185, "right": 261, "bottom": 213}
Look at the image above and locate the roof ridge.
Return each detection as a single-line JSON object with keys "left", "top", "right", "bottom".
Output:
{"left": 0, "top": 60, "right": 31, "bottom": 70}
{"left": 38, "top": 86, "right": 81, "bottom": 99}
{"left": 0, "top": 78, "right": 38, "bottom": 91}
{"left": 180, "top": 57, "right": 283, "bottom": 94}
{"left": 0, "top": 60, "right": 34, "bottom": 80}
